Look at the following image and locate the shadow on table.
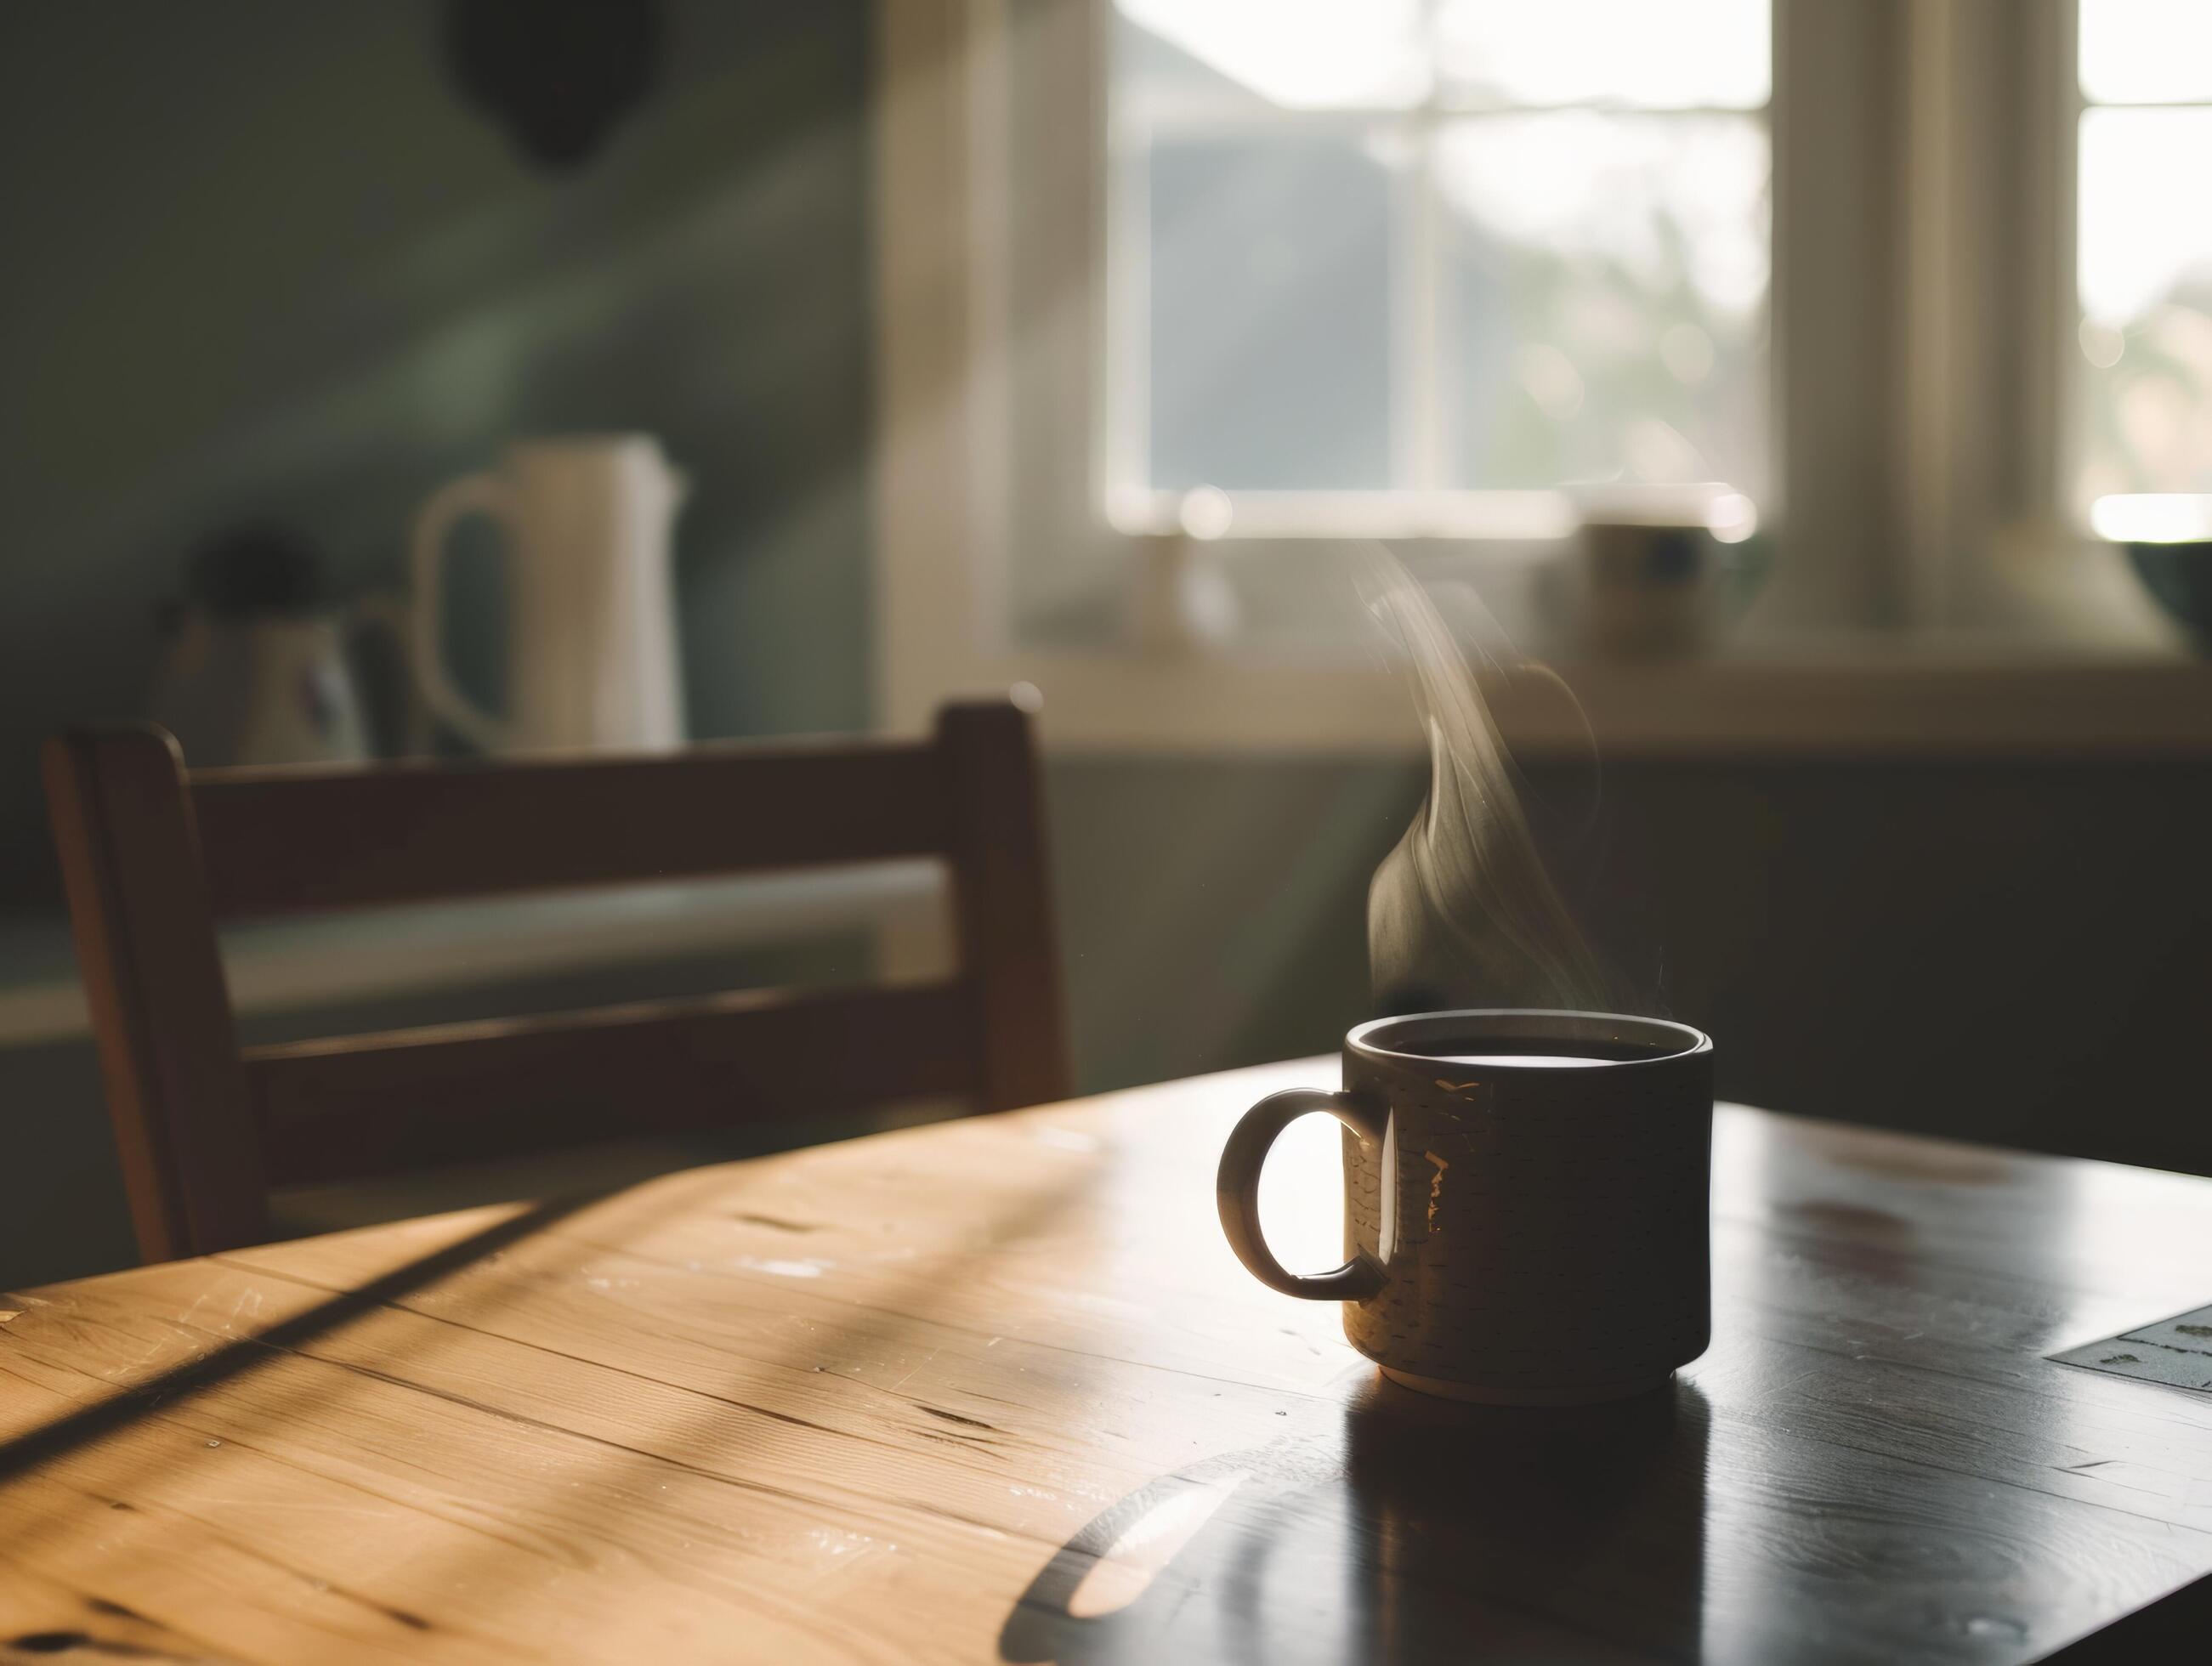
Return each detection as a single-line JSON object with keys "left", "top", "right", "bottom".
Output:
{"left": 1001, "top": 1374, "right": 1710, "bottom": 1664}
{"left": 0, "top": 1193, "right": 597, "bottom": 1487}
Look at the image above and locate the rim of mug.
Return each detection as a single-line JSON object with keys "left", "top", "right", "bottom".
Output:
{"left": 1347, "top": 1008, "right": 1712, "bottom": 1072}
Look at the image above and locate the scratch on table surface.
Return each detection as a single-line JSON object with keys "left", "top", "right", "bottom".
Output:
{"left": 888, "top": 1346, "right": 944, "bottom": 1393}
{"left": 1433, "top": 1080, "right": 1483, "bottom": 1096}
{"left": 1424, "top": 1151, "right": 1449, "bottom": 1229}
{"left": 126, "top": 1297, "right": 207, "bottom": 1370}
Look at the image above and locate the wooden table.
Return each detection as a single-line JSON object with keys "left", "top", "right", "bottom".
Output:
{"left": 3, "top": 1059, "right": 2212, "bottom": 1663}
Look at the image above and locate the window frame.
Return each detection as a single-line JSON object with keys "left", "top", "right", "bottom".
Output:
{"left": 873, "top": 0, "right": 2187, "bottom": 756}
{"left": 1889, "top": 0, "right": 2080, "bottom": 626}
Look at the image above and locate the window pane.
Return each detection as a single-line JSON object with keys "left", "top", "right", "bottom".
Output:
{"left": 1115, "top": 0, "right": 1429, "bottom": 111}
{"left": 1436, "top": 113, "right": 1768, "bottom": 492}
{"left": 1437, "top": 0, "right": 1769, "bottom": 110}
{"left": 2080, "top": 0, "right": 2212, "bottom": 105}
{"left": 2075, "top": 107, "right": 2212, "bottom": 507}
{"left": 1146, "top": 133, "right": 1396, "bottom": 490}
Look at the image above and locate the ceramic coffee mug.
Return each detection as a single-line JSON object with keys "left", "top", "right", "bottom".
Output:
{"left": 1217, "top": 1010, "right": 1714, "bottom": 1404}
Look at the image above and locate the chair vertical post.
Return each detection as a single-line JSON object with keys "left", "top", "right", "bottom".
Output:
{"left": 43, "top": 727, "right": 267, "bottom": 1260}
{"left": 937, "top": 700, "right": 1070, "bottom": 1110}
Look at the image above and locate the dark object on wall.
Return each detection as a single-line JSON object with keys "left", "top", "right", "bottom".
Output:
{"left": 445, "top": 0, "right": 661, "bottom": 170}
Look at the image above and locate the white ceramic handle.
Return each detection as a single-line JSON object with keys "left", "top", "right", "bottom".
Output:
{"left": 1217, "top": 1088, "right": 1389, "bottom": 1301}
{"left": 410, "top": 473, "right": 517, "bottom": 754}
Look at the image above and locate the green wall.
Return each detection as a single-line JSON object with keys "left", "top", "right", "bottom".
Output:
{"left": 0, "top": 0, "right": 871, "bottom": 904}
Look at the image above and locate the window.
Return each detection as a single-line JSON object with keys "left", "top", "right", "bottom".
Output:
{"left": 874, "top": 1, "right": 2193, "bottom": 753}
{"left": 1106, "top": 0, "right": 1772, "bottom": 537}
{"left": 2076, "top": 0, "right": 2212, "bottom": 524}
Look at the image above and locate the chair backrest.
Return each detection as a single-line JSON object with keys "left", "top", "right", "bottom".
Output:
{"left": 44, "top": 700, "right": 1069, "bottom": 1263}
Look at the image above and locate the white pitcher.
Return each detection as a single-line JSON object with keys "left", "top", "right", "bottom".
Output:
{"left": 411, "top": 435, "right": 688, "bottom": 754}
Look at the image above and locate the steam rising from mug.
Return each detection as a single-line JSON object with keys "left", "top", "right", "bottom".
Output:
{"left": 1359, "top": 546, "right": 1625, "bottom": 1017}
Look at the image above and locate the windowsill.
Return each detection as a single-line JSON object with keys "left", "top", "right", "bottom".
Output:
{"left": 987, "top": 630, "right": 2212, "bottom": 758}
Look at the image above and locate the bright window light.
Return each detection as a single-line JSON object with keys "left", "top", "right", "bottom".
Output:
{"left": 2073, "top": 3, "right": 2212, "bottom": 517}
{"left": 1110, "top": 0, "right": 1772, "bottom": 530}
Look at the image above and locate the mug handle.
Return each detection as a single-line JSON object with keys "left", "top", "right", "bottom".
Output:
{"left": 1217, "top": 1088, "right": 1389, "bottom": 1301}
{"left": 410, "top": 472, "right": 519, "bottom": 754}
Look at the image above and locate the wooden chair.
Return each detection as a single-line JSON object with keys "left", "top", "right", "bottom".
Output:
{"left": 43, "top": 700, "right": 1069, "bottom": 1264}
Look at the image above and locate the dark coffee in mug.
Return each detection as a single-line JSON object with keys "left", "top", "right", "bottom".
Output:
{"left": 1426, "top": 1053, "right": 1609, "bottom": 1068}
{"left": 1408, "top": 1038, "right": 1661, "bottom": 1067}
{"left": 1218, "top": 1010, "right": 1714, "bottom": 1405}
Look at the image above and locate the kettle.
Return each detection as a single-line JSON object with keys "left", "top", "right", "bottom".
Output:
{"left": 146, "top": 528, "right": 383, "bottom": 768}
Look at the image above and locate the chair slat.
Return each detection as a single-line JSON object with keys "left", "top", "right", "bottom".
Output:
{"left": 247, "top": 982, "right": 977, "bottom": 1186}
{"left": 193, "top": 740, "right": 951, "bottom": 918}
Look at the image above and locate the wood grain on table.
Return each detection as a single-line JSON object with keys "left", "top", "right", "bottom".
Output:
{"left": 3, "top": 1059, "right": 2212, "bottom": 1663}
